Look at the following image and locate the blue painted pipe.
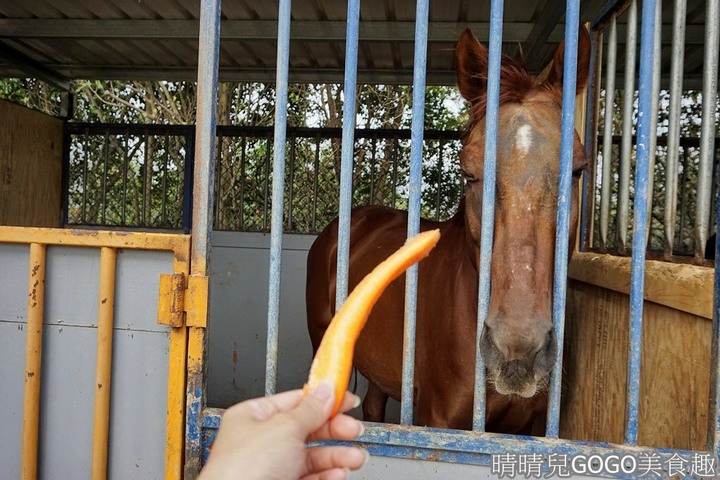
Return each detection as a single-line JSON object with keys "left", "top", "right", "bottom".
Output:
{"left": 472, "top": 0, "right": 504, "bottom": 432}
{"left": 624, "top": 0, "right": 659, "bottom": 446}
{"left": 400, "top": 0, "right": 430, "bottom": 426}
{"left": 546, "top": 0, "right": 582, "bottom": 439}
{"left": 265, "top": 0, "right": 292, "bottom": 396}
{"left": 334, "top": 0, "right": 361, "bottom": 312}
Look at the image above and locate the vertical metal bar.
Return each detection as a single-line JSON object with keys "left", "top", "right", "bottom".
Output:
{"left": 624, "top": 0, "right": 657, "bottom": 446}
{"left": 664, "top": 0, "right": 687, "bottom": 257}
{"left": 644, "top": 0, "right": 662, "bottom": 247}
{"left": 82, "top": 131, "right": 89, "bottom": 222}
{"left": 288, "top": 136, "right": 297, "bottom": 230}
{"left": 239, "top": 134, "right": 247, "bottom": 230}
{"left": 21, "top": 243, "right": 46, "bottom": 480}
{"left": 600, "top": 17, "right": 617, "bottom": 249}
{"left": 679, "top": 147, "right": 689, "bottom": 248}
{"left": 122, "top": 131, "right": 130, "bottom": 226}
{"left": 215, "top": 134, "right": 224, "bottom": 229}
{"left": 694, "top": 0, "right": 720, "bottom": 260}
{"left": 472, "top": 0, "right": 504, "bottom": 432}
{"left": 391, "top": 138, "right": 399, "bottom": 208}
{"left": 546, "top": 0, "right": 581, "bottom": 439}
{"left": 163, "top": 133, "right": 170, "bottom": 226}
{"left": 334, "top": 0, "right": 361, "bottom": 310}
{"left": 92, "top": 247, "right": 117, "bottom": 480}
{"left": 141, "top": 131, "right": 148, "bottom": 226}
{"left": 436, "top": 141, "right": 444, "bottom": 222}
{"left": 400, "top": 0, "right": 429, "bottom": 426}
{"left": 182, "top": 129, "right": 195, "bottom": 234}
{"left": 617, "top": 0, "right": 637, "bottom": 254}
{"left": 312, "top": 135, "right": 320, "bottom": 232}
{"left": 369, "top": 136, "right": 377, "bottom": 203}
{"left": 711, "top": 154, "right": 720, "bottom": 462}
{"left": 263, "top": 133, "right": 271, "bottom": 231}
{"left": 581, "top": 27, "right": 602, "bottom": 251}
{"left": 102, "top": 131, "right": 110, "bottom": 225}
{"left": 186, "top": 0, "right": 221, "bottom": 476}
{"left": 265, "top": 0, "right": 292, "bottom": 395}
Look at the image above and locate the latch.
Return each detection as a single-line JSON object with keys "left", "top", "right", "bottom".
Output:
{"left": 158, "top": 273, "right": 209, "bottom": 328}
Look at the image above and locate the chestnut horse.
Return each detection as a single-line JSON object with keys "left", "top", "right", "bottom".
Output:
{"left": 306, "top": 26, "right": 590, "bottom": 434}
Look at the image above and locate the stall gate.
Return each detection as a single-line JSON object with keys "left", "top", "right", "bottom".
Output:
{"left": 190, "top": 0, "right": 720, "bottom": 478}
{"left": 0, "top": 227, "right": 194, "bottom": 480}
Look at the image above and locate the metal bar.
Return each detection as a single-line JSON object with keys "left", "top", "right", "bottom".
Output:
{"left": 265, "top": 0, "right": 292, "bottom": 395}
{"left": 263, "top": 133, "right": 271, "bottom": 231}
{"left": 472, "top": 0, "right": 504, "bottom": 433}
{"left": 182, "top": 131, "right": 195, "bottom": 234}
{"left": 624, "top": 0, "right": 657, "bottom": 446}
{"left": 617, "top": 0, "right": 637, "bottom": 254}
{"left": 663, "top": 0, "right": 687, "bottom": 257}
{"left": 369, "top": 136, "right": 377, "bottom": 203}
{"left": 581, "top": 27, "right": 602, "bottom": 251}
{"left": 334, "top": 0, "right": 361, "bottom": 310}
{"left": 436, "top": 141, "right": 444, "bottom": 222}
{"left": 643, "top": 0, "right": 662, "bottom": 247}
{"left": 122, "top": 131, "right": 130, "bottom": 226}
{"left": 21, "top": 243, "right": 47, "bottom": 480}
{"left": 141, "top": 131, "right": 148, "bottom": 225}
{"left": 288, "top": 136, "right": 297, "bottom": 230}
{"left": 185, "top": 0, "right": 221, "bottom": 476}
{"left": 600, "top": 17, "right": 618, "bottom": 250}
{"left": 102, "top": 132, "right": 110, "bottom": 225}
{"left": 82, "top": 131, "right": 89, "bottom": 223}
{"left": 400, "top": 0, "right": 429, "bottom": 426}
{"left": 215, "top": 135, "right": 224, "bottom": 229}
{"left": 712, "top": 158, "right": 720, "bottom": 463}
{"left": 546, "top": 0, "right": 582, "bottom": 439}
{"left": 91, "top": 247, "right": 117, "bottom": 480}
{"left": 239, "top": 134, "right": 247, "bottom": 230}
{"left": 679, "top": 147, "right": 689, "bottom": 248}
{"left": 391, "top": 138, "right": 399, "bottom": 208}
{"left": 694, "top": 0, "right": 720, "bottom": 259}
{"left": 162, "top": 133, "right": 170, "bottom": 226}
{"left": 312, "top": 135, "right": 320, "bottom": 232}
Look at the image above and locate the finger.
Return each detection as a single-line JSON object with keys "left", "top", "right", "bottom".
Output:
{"left": 285, "top": 381, "right": 335, "bottom": 434}
{"left": 236, "top": 389, "right": 304, "bottom": 421}
{"left": 300, "top": 468, "right": 350, "bottom": 480}
{"left": 303, "top": 446, "right": 368, "bottom": 476}
{"left": 308, "top": 414, "right": 364, "bottom": 442}
{"left": 337, "top": 391, "right": 361, "bottom": 414}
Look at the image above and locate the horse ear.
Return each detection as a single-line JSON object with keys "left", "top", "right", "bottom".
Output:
{"left": 544, "top": 24, "right": 591, "bottom": 95}
{"left": 455, "top": 28, "right": 489, "bottom": 104}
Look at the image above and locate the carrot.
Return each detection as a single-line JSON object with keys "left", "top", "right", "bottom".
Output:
{"left": 304, "top": 228, "right": 441, "bottom": 416}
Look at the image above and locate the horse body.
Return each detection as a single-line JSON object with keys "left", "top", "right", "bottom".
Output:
{"left": 306, "top": 26, "right": 589, "bottom": 434}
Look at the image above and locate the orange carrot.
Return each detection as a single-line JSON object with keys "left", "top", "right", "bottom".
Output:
{"left": 304, "top": 228, "right": 441, "bottom": 416}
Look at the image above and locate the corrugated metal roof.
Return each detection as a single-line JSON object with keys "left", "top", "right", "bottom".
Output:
{"left": 0, "top": 0, "right": 709, "bottom": 87}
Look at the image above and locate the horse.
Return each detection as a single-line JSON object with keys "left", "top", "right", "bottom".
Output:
{"left": 305, "top": 25, "right": 590, "bottom": 434}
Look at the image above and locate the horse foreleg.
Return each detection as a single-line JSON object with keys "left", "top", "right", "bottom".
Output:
{"left": 362, "top": 382, "right": 388, "bottom": 423}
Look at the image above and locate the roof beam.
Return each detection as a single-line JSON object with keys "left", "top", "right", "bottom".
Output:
{"left": 0, "top": 19, "right": 545, "bottom": 43}
{"left": 0, "top": 42, "right": 70, "bottom": 91}
{"left": 523, "top": 0, "right": 567, "bottom": 71}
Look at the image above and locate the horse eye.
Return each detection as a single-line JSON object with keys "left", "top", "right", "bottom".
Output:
{"left": 461, "top": 169, "right": 479, "bottom": 183}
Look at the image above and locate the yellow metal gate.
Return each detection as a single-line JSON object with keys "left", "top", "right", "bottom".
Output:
{"left": 0, "top": 226, "right": 194, "bottom": 480}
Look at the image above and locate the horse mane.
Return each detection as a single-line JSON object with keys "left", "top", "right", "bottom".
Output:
{"left": 463, "top": 53, "right": 564, "bottom": 134}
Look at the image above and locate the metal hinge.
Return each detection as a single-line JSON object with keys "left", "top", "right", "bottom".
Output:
{"left": 158, "top": 273, "right": 209, "bottom": 328}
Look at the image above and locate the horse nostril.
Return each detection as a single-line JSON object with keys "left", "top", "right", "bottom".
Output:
{"left": 503, "top": 359, "right": 528, "bottom": 381}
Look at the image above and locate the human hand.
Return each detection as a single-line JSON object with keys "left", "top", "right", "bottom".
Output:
{"left": 198, "top": 381, "right": 368, "bottom": 480}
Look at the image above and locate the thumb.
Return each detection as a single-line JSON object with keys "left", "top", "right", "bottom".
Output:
{"left": 286, "top": 381, "right": 335, "bottom": 436}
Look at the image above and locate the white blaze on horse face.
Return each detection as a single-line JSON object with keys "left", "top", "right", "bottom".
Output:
{"left": 516, "top": 124, "right": 533, "bottom": 156}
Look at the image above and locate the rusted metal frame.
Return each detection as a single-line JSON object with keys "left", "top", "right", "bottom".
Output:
{"left": 91, "top": 247, "right": 117, "bottom": 479}
{"left": 185, "top": 0, "right": 221, "bottom": 477}
{"left": 21, "top": 243, "right": 46, "bottom": 480}
{"left": 581, "top": 24, "right": 604, "bottom": 251}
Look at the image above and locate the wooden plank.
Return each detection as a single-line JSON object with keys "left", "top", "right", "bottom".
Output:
{"left": 568, "top": 251, "right": 714, "bottom": 319}
{"left": 0, "top": 100, "right": 63, "bottom": 228}
{"left": 561, "top": 280, "right": 711, "bottom": 450}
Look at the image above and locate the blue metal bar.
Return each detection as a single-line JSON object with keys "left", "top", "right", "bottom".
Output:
{"left": 265, "top": 0, "right": 292, "bottom": 396}
{"left": 472, "top": 0, "right": 504, "bottom": 433}
{"left": 546, "top": 0, "right": 581, "bottom": 439}
{"left": 334, "top": 0, "right": 361, "bottom": 311}
{"left": 400, "top": 0, "right": 429, "bottom": 426}
{"left": 186, "top": 0, "right": 221, "bottom": 475}
{"left": 706, "top": 0, "right": 720, "bottom": 459}
{"left": 624, "top": 0, "right": 658, "bottom": 446}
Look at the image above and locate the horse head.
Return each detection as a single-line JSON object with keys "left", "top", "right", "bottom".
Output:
{"left": 455, "top": 26, "right": 590, "bottom": 398}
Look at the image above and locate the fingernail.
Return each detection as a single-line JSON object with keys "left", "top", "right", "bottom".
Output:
{"left": 352, "top": 394, "right": 361, "bottom": 409}
{"left": 357, "top": 421, "right": 365, "bottom": 438}
{"left": 310, "top": 381, "right": 333, "bottom": 402}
